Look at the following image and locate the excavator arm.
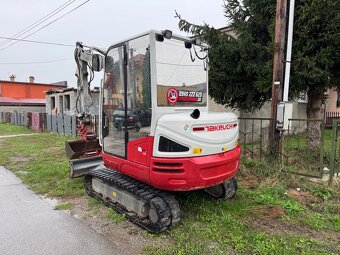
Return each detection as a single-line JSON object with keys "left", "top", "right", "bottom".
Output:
{"left": 65, "top": 43, "right": 105, "bottom": 161}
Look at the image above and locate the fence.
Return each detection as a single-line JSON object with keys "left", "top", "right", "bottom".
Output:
{"left": 1, "top": 111, "right": 337, "bottom": 184}
{"left": 325, "top": 112, "right": 340, "bottom": 127}
{"left": 0, "top": 111, "right": 99, "bottom": 137}
{"left": 282, "top": 118, "right": 325, "bottom": 178}
{"left": 238, "top": 116, "right": 338, "bottom": 184}
{"left": 238, "top": 117, "right": 272, "bottom": 159}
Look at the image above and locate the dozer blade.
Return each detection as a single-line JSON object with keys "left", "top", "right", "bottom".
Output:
{"left": 65, "top": 139, "right": 101, "bottom": 160}
{"left": 69, "top": 156, "right": 103, "bottom": 178}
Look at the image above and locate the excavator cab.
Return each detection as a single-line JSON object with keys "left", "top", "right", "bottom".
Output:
{"left": 100, "top": 30, "right": 210, "bottom": 159}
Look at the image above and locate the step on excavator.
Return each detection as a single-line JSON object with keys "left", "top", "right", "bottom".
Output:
{"left": 65, "top": 30, "right": 241, "bottom": 233}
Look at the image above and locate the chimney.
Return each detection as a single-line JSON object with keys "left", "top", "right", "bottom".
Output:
{"left": 10, "top": 75, "right": 15, "bottom": 82}
{"left": 29, "top": 76, "right": 35, "bottom": 83}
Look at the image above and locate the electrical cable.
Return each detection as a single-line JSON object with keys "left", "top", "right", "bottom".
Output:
{"left": 0, "top": 0, "right": 76, "bottom": 47}
{"left": 74, "top": 47, "right": 81, "bottom": 114}
{"left": 0, "top": 0, "right": 90, "bottom": 51}
{"left": 0, "top": 36, "right": 73, "bottom": 47}
{"left": 189, "top": 48, "right": 195, "bottom": 62}
{"left": 193, "top": 45, "right": 207, "bottom": 60}
{"left": 0, "top": 58, "right": 72, "bottom": 65}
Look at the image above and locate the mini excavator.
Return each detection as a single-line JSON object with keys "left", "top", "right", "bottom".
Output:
{"left": 65, "top": 30, "right": 240, "bottom": 233}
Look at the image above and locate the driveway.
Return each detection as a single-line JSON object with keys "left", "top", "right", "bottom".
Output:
{"left": 0, "top": 166, "right": 125, "bottom": 255}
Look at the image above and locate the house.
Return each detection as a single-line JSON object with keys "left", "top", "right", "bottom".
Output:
{"left": 0, "top": 75, "right": 67, "bottom": 113}
{"left": 325, "top": 88, "right": 340, "bottom": 113}
{"left": 45, "top": 87, "right": 100, "bottom": 116}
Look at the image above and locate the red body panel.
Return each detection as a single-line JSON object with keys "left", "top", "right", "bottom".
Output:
{"left": 102, "top": 136, "right": 240, "bottom": 191}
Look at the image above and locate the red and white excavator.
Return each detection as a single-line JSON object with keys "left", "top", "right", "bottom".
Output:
{"left": 65, "top": 30, "right": 241, "bottom": 233}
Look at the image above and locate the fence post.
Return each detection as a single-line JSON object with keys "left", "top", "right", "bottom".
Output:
{"left": 319, "top": 121, "right": 325, "bottom": 179}
{"left": 329, "top": 119, "right": 337, "bottom": 185}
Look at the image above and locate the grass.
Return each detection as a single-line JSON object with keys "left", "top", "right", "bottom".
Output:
{"left": 1, "top": 123, "right": 339, "bottom": 255}
{"left": 0, "top": 122, "right": 34, "bottom": 135}
{"left": 0, "top": 124, "right": 84, "bottom": 197}
{"left": 146, "top": 194, "right": 338, "bottom": 255}
{"left": 145, "top": 160, "right": 340, "bottom": 255}
{"left": 55, "top": 202, "right": 75, "bottom": 210}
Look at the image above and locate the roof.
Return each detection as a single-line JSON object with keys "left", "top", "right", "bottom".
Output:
{"left": 45, "top": 87, "right": 99, "bottom": 95}
{"left": 0, "top": 80, "right": 67, "bottom": 87}
{"left": 45, "top": 87, "right": 77, "bottom": 95}
{"left": 0, "top": 97, "right": 45, "bottom": 106}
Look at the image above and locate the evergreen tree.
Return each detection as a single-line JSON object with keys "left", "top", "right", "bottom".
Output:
{"left": 176, "top": 0, "right": 339, "bottom": 146}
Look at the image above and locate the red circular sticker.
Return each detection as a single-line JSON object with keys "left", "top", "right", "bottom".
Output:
{"left": 167, "top": 88, "right": 178, "bottom": 105}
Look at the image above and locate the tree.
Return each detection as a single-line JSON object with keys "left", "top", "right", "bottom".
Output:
{"left": 176, "top": 0, "right": 339, "bottom": 146}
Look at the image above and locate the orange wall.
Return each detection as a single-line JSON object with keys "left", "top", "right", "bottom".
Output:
{"left": 0, "top": 81, "right": 65, "bottom": 99}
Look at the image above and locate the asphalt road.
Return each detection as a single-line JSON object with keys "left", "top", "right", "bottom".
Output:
{"left": 0, "top": 166, "right": 125, "bottom": 255}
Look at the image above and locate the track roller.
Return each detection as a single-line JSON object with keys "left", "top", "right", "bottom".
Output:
{"left": 84, "top": 168, "right": 180, "bottom": 233}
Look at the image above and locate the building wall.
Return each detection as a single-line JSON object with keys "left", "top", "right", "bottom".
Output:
{"left": 0, "top": 105, "right": 45, "bottom": 113}
{"left": 45, "top": 91, "right": 99, "bottom": 115}
{"left": 0, "top": 81, "right": 66, "bottom": 99}
{"left": 208, "top": 98, "right": 240, "bottom": 116}
{"left": 325, "top": 88, "right": 340, "bottom": 112}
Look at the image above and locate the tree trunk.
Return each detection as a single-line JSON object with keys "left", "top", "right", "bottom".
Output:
{"left": 306, "top": 92, "right": 323, "bottom": 148}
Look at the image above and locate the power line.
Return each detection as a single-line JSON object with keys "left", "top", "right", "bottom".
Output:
{"left": 0, "top": 0, "right": 77, "bottom": 47}
{"left": 0, "top": 58, "right": 73, "bottom": 65}
{"left": 0, "top": 36, "right": 73, "bottom": 47}
{"left": 0, "top": 0, "right": 90, "bottom": 51}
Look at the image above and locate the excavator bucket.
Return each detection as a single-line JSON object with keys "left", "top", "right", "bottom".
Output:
{"left": 65, "top": 139, "right": 101, "bottom": 160}
{"left": 69, "top": 156, "right": 103, "bottom": 178}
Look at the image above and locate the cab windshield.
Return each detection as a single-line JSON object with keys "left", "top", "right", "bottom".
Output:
{"left": 156, "top": 38, "right": 208, "bottom": 107}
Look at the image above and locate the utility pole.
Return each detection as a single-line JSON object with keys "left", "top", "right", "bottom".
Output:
{"left": 269, "top": 0, "right": 287, "bottom": 157}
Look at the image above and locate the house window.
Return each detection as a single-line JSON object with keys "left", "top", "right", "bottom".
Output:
{"left": 298, "top": 91, "right": 308, "bottom": 103}
{"left": 64, "top": 95, "right": 70, "bottom": 111}
{"left": 336, "top": 91, "right": 340, "bottom": 108}
{"left": 51, "top": 96, "right": 56, "bottom": 110}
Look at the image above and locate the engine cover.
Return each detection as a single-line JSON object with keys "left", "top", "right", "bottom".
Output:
{"left": 153, "top": 111, "right": 239, "bottom": 158}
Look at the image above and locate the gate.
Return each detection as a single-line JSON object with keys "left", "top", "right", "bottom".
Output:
{"left": 329, "top": 120, "right": 340, "bottom": 185}
{"left": 282, "top": 119, "right": 325, "bottom": 179}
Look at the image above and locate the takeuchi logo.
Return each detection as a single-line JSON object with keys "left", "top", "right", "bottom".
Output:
{"left": 204, "top": 123, "right": 238, "bottom": 132}
{"left": 167, "top": 88, "right": 178, "bottom": 104}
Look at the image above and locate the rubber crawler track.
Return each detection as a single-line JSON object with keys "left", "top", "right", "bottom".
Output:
{"left": 84, "top": 168, "right": 181, "bottom": 233}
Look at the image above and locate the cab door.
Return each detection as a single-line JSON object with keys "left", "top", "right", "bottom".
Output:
{"left": 102, "top": 44, "right": 128, "bottom": 158}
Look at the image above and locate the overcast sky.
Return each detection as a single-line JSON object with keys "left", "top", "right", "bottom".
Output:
{"left": 0, "top": 0, "right": 227, "bottom": 88}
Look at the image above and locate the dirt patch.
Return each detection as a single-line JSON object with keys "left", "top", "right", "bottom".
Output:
{"left": 43, "top": 147, "right": 61, "bottom": 153}
{"left": 287, "top": 188, "right": 322, "bottom": 205}
{"left": 9, "top": 156, "right": 30, "bottom": 169}
{"left": 58, "top": 197, "right": 169, "bottom": 255}
{"left": 247, "top": 205, "right": 285, "bottom": 219}
{"left": 247, "top": 216, "right": 340, "bottom": 244}
{"left": 238, "top": 172, "right": 260, "bottom": 190}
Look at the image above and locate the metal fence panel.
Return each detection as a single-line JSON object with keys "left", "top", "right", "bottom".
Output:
{"left": 63, "top": 115, "right": 72, "bottom": 136}
{"left": 329, "top": 120, "right": 340, "bottom": 185}
{"left": 31, "top": 113, "right": 41, "bottom": 131}
{"left": 71, "top": 115, "right": 77, "bottom": 136}
{"left": 57, "top": 115, "right": 64, "bottom": 135}
{"left": 52, "top": 115, "right": 57, "bottom": 132}
{"left": 23, "top": 113, "right": 28, "bottom": 126}
{"left": 46, "top": 115, "right": 52, "bottom": 132}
